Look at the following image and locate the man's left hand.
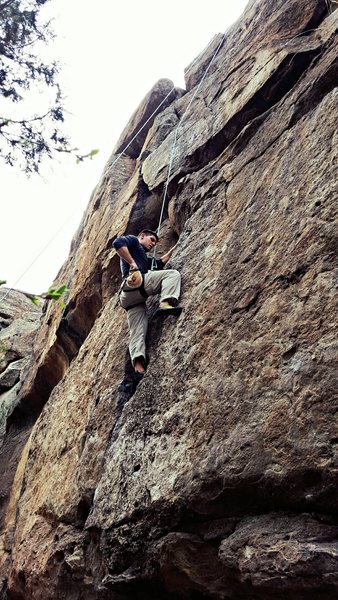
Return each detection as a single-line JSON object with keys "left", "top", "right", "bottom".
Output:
{"left": 161, "top": 243, "right": 177, "bottom": 265}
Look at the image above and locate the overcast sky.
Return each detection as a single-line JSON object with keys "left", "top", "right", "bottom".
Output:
{"left": 1, "top": 0, "right": 248, "bottom": 296}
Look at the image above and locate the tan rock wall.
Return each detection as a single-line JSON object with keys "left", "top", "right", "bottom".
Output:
{"left": 1, "top": 0, "right": 337, "bottom": 598}
{"left": 0, "top": 289, "right": 41, "bottom": 593}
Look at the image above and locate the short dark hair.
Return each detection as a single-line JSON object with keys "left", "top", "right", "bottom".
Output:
{"left": 138, "top": 229, "right": 159, "bottom": 242}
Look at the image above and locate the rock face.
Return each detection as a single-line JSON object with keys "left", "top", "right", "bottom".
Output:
{"left": 0, "top": 288, "right": 42, "bottom": 446}
{"left": 1, "top": 0, "right": 338, "bottom": 598}
{"left": 0, "top": 289, "right": 41, "bottom": 588}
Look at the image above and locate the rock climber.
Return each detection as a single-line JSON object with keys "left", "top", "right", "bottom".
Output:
{"left": 113, "top": 229, "right": 181, "bottom": 378}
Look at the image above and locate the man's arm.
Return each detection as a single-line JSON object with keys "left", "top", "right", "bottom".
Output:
{"left": 160, "top": 243, "right": 177, "bottom": 265}
{"left": 115, "top": 246, "right": 138, "bottom": 270}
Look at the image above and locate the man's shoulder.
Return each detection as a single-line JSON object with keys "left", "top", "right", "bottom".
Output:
{"left": 116, "top": 234, "right": 138, "bottom": 241}
{"left": 125, "top": 235, "right": 141, "bottom": 250}
{"left": 113, "top": 234, "right": 139, "bottom": 249}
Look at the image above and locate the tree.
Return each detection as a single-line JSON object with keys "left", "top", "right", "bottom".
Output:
{"left": 0, "top": 0, "right": 93, "bottom": 173}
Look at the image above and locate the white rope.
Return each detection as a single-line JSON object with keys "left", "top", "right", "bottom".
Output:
{"left": 108, "top": 85, "right": 176, "bottom": 187}
{"left": 151, "top": 31, "right": 226, "bottom": 267}
{"left": 0, "top": 213, "right": 80, "bottom": 303}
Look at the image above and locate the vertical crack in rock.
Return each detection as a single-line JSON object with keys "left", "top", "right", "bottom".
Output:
{"left": 289, "top": 53, "right": 338, "bottom": 127}
{"left": 124, "top": 175, "right": 163, "bottom": 235}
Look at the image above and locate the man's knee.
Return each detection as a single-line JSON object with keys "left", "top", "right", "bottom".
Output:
{"left": 166, "top": 269, "right": 180, "bottom": 278}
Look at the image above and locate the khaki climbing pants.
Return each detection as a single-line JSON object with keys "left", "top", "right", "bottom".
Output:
{"left": 119, "top": 269, "right": 181, "bottom": 365}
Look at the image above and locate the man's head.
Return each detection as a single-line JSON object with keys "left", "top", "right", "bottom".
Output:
{"left": 138, "top": 229, "right": 159, "bottom": 251}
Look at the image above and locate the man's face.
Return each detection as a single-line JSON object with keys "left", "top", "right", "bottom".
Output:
{"left": 139, "top": 233, "right": 158, "bottom": 251}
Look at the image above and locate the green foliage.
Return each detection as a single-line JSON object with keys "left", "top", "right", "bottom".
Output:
{"left": 42, "top": 283, "right": 69, "bottom": 300}
{"left": 0, "top": 0, "right": 99, "bottom": 173}
{"left": 0, "top": 280, "right": 6, "bottom": 286}
{"left": 76, "top": 148, "right": 99, "bottom": 164}
{"left": 28, "top": 282, "right": 69, "bottom": 307}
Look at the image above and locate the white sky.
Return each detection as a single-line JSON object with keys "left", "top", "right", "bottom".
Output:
{"left": 1, "top": 0, "right": 248, "bottom": 295}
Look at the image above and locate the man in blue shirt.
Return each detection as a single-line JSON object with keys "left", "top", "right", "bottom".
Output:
{"left": 113, "top": 229, "right": 181, "bottom": 377}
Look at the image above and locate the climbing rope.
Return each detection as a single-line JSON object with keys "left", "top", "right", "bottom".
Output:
{"left": 108, "top": 85, "right": 176, "bottom": 206}
{"left": 151, "top": 31, "right": 226, "bottom": 268}
{"left": 0, "top": 214, "right": 81, "bottom": 303}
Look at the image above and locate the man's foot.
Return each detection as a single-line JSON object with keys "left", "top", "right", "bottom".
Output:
{"left": 133, "top": 357, "right": 146, "bottom": 374}
{"left": 161, "top": 297, "right": 179, "bottom": 308}
{"left": 157, "top": 299, "right": 183, "bottom": 316}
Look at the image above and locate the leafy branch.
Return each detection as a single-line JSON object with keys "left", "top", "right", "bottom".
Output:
{"left": 0, "top": 0, "right": 99, "bottom": 172}
{"left": 30, "top": 283, "right": 69, "bottom": 307}
{"left": 0, "top": 279, "right": 69, "bottom": 308}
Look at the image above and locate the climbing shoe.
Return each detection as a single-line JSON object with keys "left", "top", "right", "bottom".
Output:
{"left": 133, "top": 371, "right": 145, "bottom": 384}
{"left": 156, "top": 300, "right": 183, "bottom": 316}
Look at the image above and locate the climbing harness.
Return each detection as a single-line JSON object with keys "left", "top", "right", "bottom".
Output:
{"left": 116, "top": 268, "right": 148, "bottom": 311}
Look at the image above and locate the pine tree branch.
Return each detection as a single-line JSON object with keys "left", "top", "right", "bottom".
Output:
{"left": 0, "top": 0, "right": 16, "bottom": 11}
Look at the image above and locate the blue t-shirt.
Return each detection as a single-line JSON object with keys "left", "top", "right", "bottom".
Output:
{"left": 113, "top": 235, "right": 164, "bottom": 278}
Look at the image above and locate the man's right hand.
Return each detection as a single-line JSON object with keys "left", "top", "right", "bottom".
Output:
{"left": 115, "top": 245, "right": 138, "bottom": 271}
